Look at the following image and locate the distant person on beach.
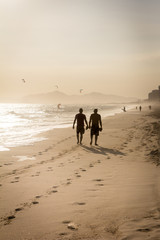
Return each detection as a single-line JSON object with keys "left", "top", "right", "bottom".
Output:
{"left": 89, "top": 109, "right": 102, "bottom": 146}
{"left": 139, "top": 106, "right": 142, "bottom": 111}
{"left": 149, "top": 105, "right": 152, "bottom": 110}
{"left": 73, "top": 108, "right": 88, "bottom": 145}
{"left": 122, "top": 106, "right": 126, "bottom": 112}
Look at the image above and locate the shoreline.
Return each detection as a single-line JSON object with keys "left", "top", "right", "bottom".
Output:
{"left": 0, "top": 103, "right": 136, "bottom": 153}
{"left": 0, "top": 106, "right": 136, "bottom": 165}
{"left": 0, "top": 105, "right": 160, "bottom": 240}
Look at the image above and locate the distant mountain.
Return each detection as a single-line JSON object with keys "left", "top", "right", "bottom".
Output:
{"left": 22, "top": 91, "right": 138, "bottom": 104}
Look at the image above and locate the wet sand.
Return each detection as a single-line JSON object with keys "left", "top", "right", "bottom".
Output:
{"left": 0, "top": 106, "right": 160, "bottom": 240}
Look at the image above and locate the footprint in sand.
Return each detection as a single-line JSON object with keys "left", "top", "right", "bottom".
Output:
{"left": 129, "top": 149, "right": 133, "bottom": 152}
{"left": 38, "top": 152, "right": 42, "bottom": 155}
{"left": 96, "top": 183, "right": 104, "bottom": 186}
{"left": 5, "top": 215, "right": 16, "bottom": 222}
{"left": 76, "top": 174, "right": 81, "bottom": 178}
{"left": 31, "top": 174, "right": 39, "bottom": 177}
{"left": 73, "top": 202, "right": 86, "bottom": 206}
{"left": 62, "top": 220, "right": 71, "bottom": 224}
{"left": 0, "top": 184, "right": 2, "bottom": 187}
{"left": 89, "top": 164, "right": 94, "bottom": 167}
{"left": 14, "top": 176, "right": 19, "bottom": 180}
{"left": 4, "top": 163, "right": 13, "bottom": 166}
{"left": 66, "top": 181, "right": 71, "bottom": 185}
{"left": 67, "top": 178, "right": 71, "bottom": 181}
{"left": 11, "top": 180, "right": 19, "bottom": 183}
{"left": 24, "top": 165, "right": 32, "bottom": 169}
{"left": 48, "top": 190, "right": 58, "bottom": 194}
{"left": 15, "top": 207, "right": 23, "bottom": 212}
{"left": 45, "top": 147, "right": 51, "bottom": 152}
{"left": 40, "top": 161, "right": 45, "bottom": 164}
{"left": 69, "top": 160, "right": 75, "bottom": 163}
{"left": 32, "top": 201, "right": 39, "bottom": 205}
{"left": 152, "top": 224, "right": 160, "bottom": 229}
{"left": 52, "top": 190, "right": 58, "bottom": 193}
{"left": 59, "top": 232, "right": 68, "bottom": 236}
{"left": 58, "top": 163, "right": 64, "bottom": 167}
{"left": 35, "top": 195, "right": 42, "bottom": 199}
{"left": 136, "top": 228, "right": 151, "bottom": 232}
{"left": 47, "top": 167, "right": 53, "bottom": 172}
{"left": 87, "top": 189, "right": 98, "bottom": 191}
{"left": 93, "top": 179, "right": 104, "bottom": 182}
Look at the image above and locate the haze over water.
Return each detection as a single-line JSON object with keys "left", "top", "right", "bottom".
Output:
{"left": 0, "top": 0, "right": 160, "bottom": 101}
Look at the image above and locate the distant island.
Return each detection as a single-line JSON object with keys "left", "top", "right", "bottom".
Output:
{"left": 21, "top": 91, "right": 138, "bottom": 104}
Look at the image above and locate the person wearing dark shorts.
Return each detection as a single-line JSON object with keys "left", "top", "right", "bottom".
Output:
{"left": 73, "top": 108, "right": 88, "bottom": 144}
{"left": 89, "top": 109, "right": 102, "bottom": 146}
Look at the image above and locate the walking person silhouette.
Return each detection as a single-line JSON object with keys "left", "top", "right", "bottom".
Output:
{"left": 73, "top": 108, "right": 88, "bottom": 145}
{"left": 89, "top": 109, "right": 102, "bottom": 146}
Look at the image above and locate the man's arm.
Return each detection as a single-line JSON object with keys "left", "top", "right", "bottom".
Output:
{"left": 89, "top": 115, "right": 92, "bottom": 128}
{"left": 73, "top": 115, "right": 77, "bottom": 129}
{"left": 84, "top": 115, "right": 89, "bottom": 129}
{"left": 99, "top": 115, "right": 102, "bottom": 129}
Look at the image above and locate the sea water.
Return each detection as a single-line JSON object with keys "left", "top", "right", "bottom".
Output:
{"left": 0, "top": 103, "right": 134, "bottom": 151}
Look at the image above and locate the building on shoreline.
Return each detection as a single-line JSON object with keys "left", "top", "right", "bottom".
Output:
{"left": 148, "top": 86, "right": 160, "bottom": 102}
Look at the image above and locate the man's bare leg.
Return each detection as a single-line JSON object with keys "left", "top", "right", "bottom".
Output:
{"left": 90, "top": 134, "right": 93, "bottom": 145}
{"left": 80, "top": 133, "right": 83, "bottom": 145}
{"left": 95, "top": 135, "right": 98, "bottom": 145}
{"left": 77, "top": 133, "right": 79, "bottom": 144}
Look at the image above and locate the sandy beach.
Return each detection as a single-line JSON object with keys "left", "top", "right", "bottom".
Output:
{"left": 0, "top": 106, "right": 160, "bottom": 240}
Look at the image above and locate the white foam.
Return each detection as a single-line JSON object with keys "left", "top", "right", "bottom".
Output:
{"left": 14, "top": 156, "right": 36, "bottom": 162}
{"left": 0, "top": 146, "right": 10, "bottom": 151}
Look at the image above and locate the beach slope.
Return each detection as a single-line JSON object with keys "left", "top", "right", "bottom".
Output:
{"left": 0, "top": 107, "right": 160, "bottom": 240}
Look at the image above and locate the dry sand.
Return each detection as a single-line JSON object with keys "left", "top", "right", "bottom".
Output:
{"left": 0, "top": 106, "right": 160, "bottom": 240}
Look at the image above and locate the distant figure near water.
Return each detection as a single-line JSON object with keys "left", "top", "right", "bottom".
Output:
{"left": 149, "top": 105, "right": 152, "bottom": 110}
{"left": 89, "top": 109, "right": 102, "bottom": 146}
{"left": 139, "top": 106, "right": 142, "bottom": 111}
{"left": 57, "top": 103, "right": 61, "bottom": 109}
{"left": 122, "top": 106, "right": 126, "bottom": 112}
{"left": 73, "top": 108, "right": 88, "bottom": 145}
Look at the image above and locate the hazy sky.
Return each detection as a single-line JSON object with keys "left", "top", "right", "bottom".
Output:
{"left": 0, "top": 0, "right": 160, "bottom": 100}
